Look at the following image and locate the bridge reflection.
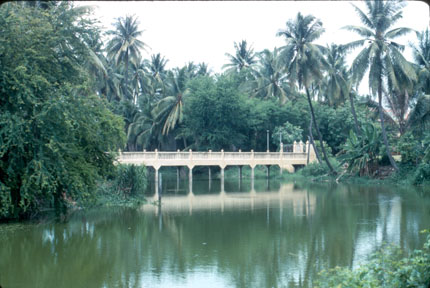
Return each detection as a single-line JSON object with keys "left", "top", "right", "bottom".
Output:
{"left": 141, "top": 183, "right": 315, "bottom": 217}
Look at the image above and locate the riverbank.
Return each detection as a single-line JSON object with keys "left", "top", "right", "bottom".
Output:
{"left": 281, "top": 161, "right": 430, "bottom": 189}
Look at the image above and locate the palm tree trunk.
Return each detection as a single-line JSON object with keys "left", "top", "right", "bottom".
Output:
{"left": 305, "top": 87, "right": 337, "bottom": 175}
{"left": 348, "top": 92, "right": 361, "bottom": 137}
{"left": 378, "top": 84, "right": 399, "bottom": 171}
{"left": 125, "top": 51, "right": 129, "bottom": 101}
{"left": 309, "top": 119, "right": 322, "bottom": 164}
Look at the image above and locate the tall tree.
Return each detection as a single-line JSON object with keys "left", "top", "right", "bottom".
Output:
{"left": 277, "top": 12, "right": 336, "bottom": 174}
{"left": 154, "top": 67, "right": 190, "bottom": 136}
{"left": 223, "top": 40, "right": 257, "bottom": 74}
{"left": 106, "top": 15, "right": 148, "bottom": 101}
{"left": 412, "top": 29, "right": 430, "bottom": 94}
{"left": 343, "top": 0, "right": 417, "bottom": 171}
{"left": 248, "top": 48, "right": 295, "bottom": 104}
{"left": 0, "top": 2, "right": 125, "bottom": 219}
{"left": 324, "top": 44, "right": 362, "bottom": 135}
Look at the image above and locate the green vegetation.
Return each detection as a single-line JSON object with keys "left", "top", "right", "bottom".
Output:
{"left": 95, "top": 164, "right": 147, "bottom": 207}
{"left": 0, "top": 2, "right": 125, "bottom": 220}
{"left": 315, "top": 232, "right": 430, "bottom": 287}
{"left": 1, "top": 0, "right": 430, "bottom": 224}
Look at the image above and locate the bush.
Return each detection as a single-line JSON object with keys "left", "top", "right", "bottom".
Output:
{"left": 315, "top": 232, "right": 430, "bottom": 287}
{"left": 299, "top": 162, "right": 330, "bottom": 177}
{"left": 114, "top": 164, "right": 147, "bottom": 196}
{"left": 413, "top": 163, "right": 430, "bottom": 185}
{"left": 397, "top": 132, "right": 422, "bottom": 165}
{"left": 98, "top": 164, "right": 147, "bottom": 199}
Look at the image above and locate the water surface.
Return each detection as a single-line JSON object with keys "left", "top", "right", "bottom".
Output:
{"left": 1, "top": 176, "right": 429, "bottom": 287}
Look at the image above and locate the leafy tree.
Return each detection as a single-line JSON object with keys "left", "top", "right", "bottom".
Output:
{"left": 277, "top": 12, "right": 336, "bottom": 174}
{"left": 272, "top": 122, "right": 303, "bottom": 150}
{"left": 343, "top": 0, "right": 417, "bottom": 170}
{"left": 182, "top": 76, "right": 249, "bottom": 151}
{"left": 0, "top": 3, "right": 125, "bottom": 219}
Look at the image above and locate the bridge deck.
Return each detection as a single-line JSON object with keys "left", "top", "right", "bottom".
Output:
{"left": 117, "top": 144, "right": 317, "bottom": 171}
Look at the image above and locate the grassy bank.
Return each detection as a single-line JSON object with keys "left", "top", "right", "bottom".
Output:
{"left": 282, "top": 161, "right": 430, "bottom": 188}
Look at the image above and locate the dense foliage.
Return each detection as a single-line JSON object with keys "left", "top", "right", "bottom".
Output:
{"left": 0, "top": 3, "right": 125, "bottom": 219}
{"left": 2, "top": 0, "right": 430, "bottom": 219}
{"left": 316, "top": 232, "right": 430, "bottom": 287}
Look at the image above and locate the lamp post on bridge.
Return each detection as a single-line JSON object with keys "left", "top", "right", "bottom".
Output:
{"left": 267, "top": 130, "right": 269, "bottom": 152}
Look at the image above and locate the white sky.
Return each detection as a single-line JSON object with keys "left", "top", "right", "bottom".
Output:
{"left": 82, "top": 1, "right": 429, "bottom": 92}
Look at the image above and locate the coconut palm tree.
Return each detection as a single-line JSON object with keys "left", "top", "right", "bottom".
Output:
{"left": 196, "top": 62, "right": 211, "bottom": 77}
{"left": 342, "top": 0, "right": 417, "bottom": 171}
{"left": 324, "top": 44, "right": 362, "bottom": 135}
{"left": 223, "top": 40, "right": 257, "bottom": 74}
{"left": 106, "top": 15, "right": 148, "bottom": 101}
{"left": 248, "top": 48, "right": 295, "bottom": 104}
{"left": 277, "top": 12, "right": 336, "bottom": 174}
{"left": 154, "top": 67, "right": 190, "bottom": 136}
{"left": 412, "top": 29, "right": 430, "bottom": 94}
{"left": 145, "top": 53, "right": 169, "bottom": 82}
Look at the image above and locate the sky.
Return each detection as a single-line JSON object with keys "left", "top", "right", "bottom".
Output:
{"left": 82, "top": 0, "right": 429, "bottom": 91}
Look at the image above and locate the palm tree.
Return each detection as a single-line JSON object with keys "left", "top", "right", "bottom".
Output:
{"left": 144, "top": 53, "right": 169, "bottom": 86}
{"left": 196, "top": 62, "right": 211, "bottom": 77}
{"left": 343, "top": 0, "right": 417, "bottom": 171}
{"left": 223, "top": 40, "right": 257, "bottom": 74}
{"left": 106, "top": 15, "right": 148, "bottom": 101}
{"left": 324, "top": 44, "right": 362, "bottom": 135}
{"left": 248, "top": 48, "right": 295, "bottom": 104}
{"left": 277, "top": 12, "right": 336, "bottom": 174}
{"left": 412, "top": 29, "right": 430, "bottom": 94}
{"left": 154, "top": 67, "right": 190, "bottom": 136}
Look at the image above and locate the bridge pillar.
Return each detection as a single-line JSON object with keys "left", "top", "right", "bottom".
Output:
{"left": 220, "top": 166, "right": 225, "bottom": 193}
{"left": 155, "top": 167, "right": 159, "bottom": 198}
{"left": 238, "top": 166, "right": 243, "bottom": 191}
{"left": 250, "top": 164, "right": 256, "bottom": 191}
{"left": 266, "top": 165, "right": 270, "bottom": 179}
{"left": 188, "top": 166, "right": 193, "bottom": 194}
{"left": 176, "top": 167, "right": 180, "bottom": 192}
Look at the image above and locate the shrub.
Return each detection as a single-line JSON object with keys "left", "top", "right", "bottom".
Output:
{"left": 397, "top": 132, "right": 422, "bottom": 165}
{"left": 299, "top": 162, "right": 330, "bottom": 177}
{"left": 413, "top": 163, "right": 430, "bottom": 185}
{"left": 113, "top": 164, "right": 147, "bottom": 196}
{"left": 315, "top": 232, "right": 430, "bottom": 287}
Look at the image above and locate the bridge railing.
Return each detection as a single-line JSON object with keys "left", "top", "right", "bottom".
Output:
{"left": 119, "top": 141, "right": 314, "bottom": 161}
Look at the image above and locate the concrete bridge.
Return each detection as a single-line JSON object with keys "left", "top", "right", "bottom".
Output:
{"left": 117, "top": 141, "right": 317, "bottom": 194}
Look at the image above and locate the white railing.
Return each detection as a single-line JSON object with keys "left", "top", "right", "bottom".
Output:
{"left": 117, "top": 141, "right": 316, "bottom": 167}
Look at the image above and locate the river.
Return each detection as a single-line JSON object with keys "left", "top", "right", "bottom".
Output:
{"left": 1, "top": 175, "right": 429, "bottom": 287}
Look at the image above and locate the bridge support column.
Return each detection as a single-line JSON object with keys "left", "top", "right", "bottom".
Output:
{"left": 208, "top": 167, "right": 212, "bottom": 191}
{"left": 220, "top": 166, "right": 225, "bottom": 193}
{"left": 250, "top": 165, "right": 255, "bottom": 191}
{"left": 266, "top": 165, "right": 270, "bottom": 179}
{"left": 238, "top": 166, "right": 243, "bottom": 191}
{"left": 155, "top": 167, "right": 159, "bottom": 198}
{"left": 188, "top": 166, "right": 193, "bottom": 194}
{"left": 176, "top": 167, "right": 180, "bottom": 192}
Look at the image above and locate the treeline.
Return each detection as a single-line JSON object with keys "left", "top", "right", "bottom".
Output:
{"left": 1, "top": 0, "right": 430, "bottom": 219}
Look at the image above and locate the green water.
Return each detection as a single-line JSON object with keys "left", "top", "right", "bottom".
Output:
{"left": 1, "top": 176, "right": 430, "bottom": 288}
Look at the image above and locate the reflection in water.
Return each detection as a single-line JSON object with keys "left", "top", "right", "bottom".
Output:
{"left": 144, "top": 183, "right": 315, "bottom": 218}
{"left": 0, "top": 179, "right": 429, "bottom": 288}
